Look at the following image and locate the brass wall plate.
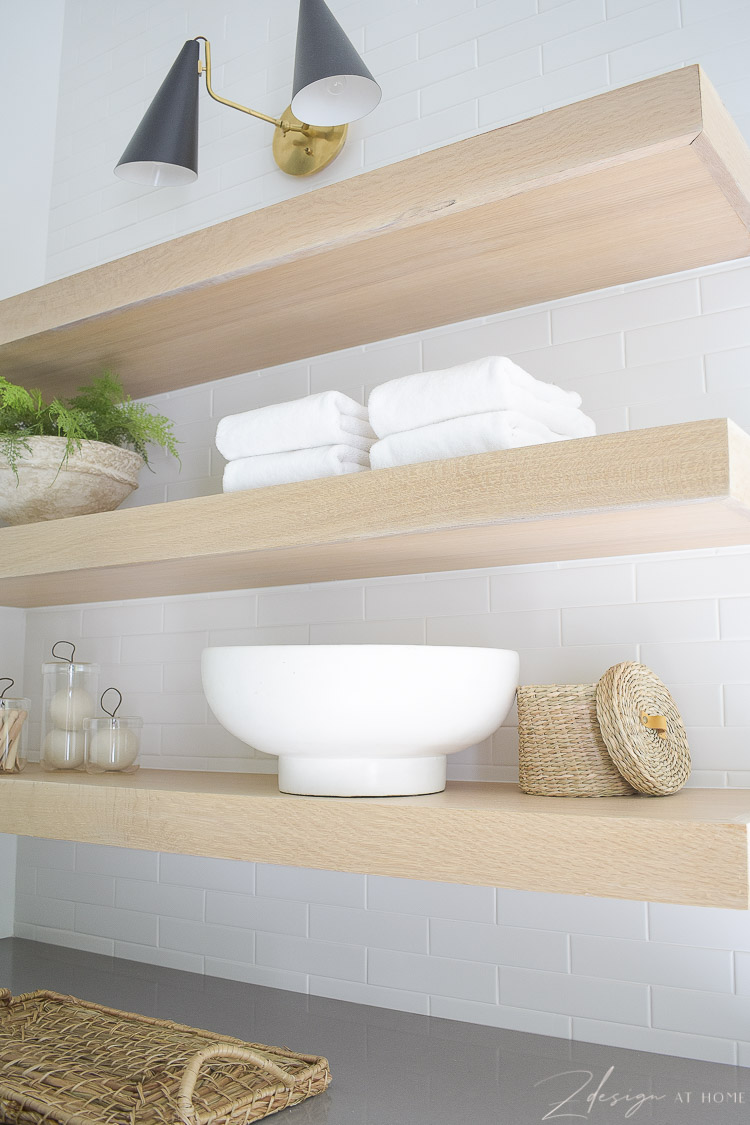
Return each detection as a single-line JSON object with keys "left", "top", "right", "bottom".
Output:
{"left": 272, "top": 107, "right": 348, "bottom": 176}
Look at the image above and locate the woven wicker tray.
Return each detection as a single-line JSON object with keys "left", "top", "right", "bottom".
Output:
{"left": 0, "top": 989, "right": 331, "bottom": 1125}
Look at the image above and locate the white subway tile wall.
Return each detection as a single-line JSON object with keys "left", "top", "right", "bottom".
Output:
{"left": 9, "top": 0, "right": 750, "bottom": 1068}
{"left": 15, "top": 842, "right": 750, "bottom": 1064}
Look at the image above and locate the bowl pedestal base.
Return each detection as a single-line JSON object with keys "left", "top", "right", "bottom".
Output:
{"left": 277, "top": 755, "right": 447, "bottom": 797}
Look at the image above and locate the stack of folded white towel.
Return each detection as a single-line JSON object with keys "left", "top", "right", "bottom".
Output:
{"left": 368, "top": 356, "right": 595, "bottom": 469}
{"left": 214, "top": 357, "right": 595, "bottom": 492}
{"left": 215, "top": 391, "right": 375, "bottom": 491}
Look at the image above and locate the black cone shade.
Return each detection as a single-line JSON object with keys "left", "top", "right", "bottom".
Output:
{"left": 115, "top": 39, "right": 200, "bottom": 187}
{"left": 291, "top": 0, "right": 381, "bottom": 126}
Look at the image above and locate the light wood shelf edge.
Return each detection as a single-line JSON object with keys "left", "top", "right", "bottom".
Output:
{"left": 2, "top": 767, "right": 748, "bottom": 909}
{"left": 693, "top": 67, "right": 750, "bottom": 228}
{"left": 0, "top": 67, "right": 706, "bottom": 346}
{"left": 728, "top": 418, "right": 750, "bottom": 509}
{"left": 0, "top": 420, "right": 749, "bottom": 608}
{"left": 1, "top": 67, "right": 749, "bottom": 399}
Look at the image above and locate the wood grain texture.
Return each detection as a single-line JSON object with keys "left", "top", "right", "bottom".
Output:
{"left": 693, "top": 67, "right": 750, "bottom": 228}
{"left": 0, "top": 420, "right": 748, "bottom": 607}
{"left": 1, "top": 767, "right": 748, "bottom": 908}
{"left": 1, "top": 68, "right": 748, "bottom": 400}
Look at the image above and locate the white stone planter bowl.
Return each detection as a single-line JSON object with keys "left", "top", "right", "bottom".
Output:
{"left": 201, "top": 644, "right": 520, "bottom": 796}
{"left": 0, "top": 437, "right": 143, "bottom": 525}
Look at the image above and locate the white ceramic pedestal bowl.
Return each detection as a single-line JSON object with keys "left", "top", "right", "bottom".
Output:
{"left": 201, "top": 645, "right": 519, "bottom": 797}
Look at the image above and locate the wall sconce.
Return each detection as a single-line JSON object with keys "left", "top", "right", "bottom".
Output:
{"left": 114, "top": 0, "right": 381, "bottom": 184}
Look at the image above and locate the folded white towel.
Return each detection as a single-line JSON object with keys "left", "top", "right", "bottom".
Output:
{"left": 370, "top": 411, "right": 566, "bottom": 470}
{"left": 223, "top": 445, "right": 370, "bottom": 492}
{"left": 368, "top": 357, "right": 589, "bottom": 438}
{"left": 216, "top": 391, "right": 376, "bottom": 461}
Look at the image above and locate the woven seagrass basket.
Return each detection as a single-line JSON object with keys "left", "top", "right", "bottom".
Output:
{"left": 0, "top": 988, "right": 331, "bottom": 1125}
{"left": 517, "top": 662, "right": 691, "bottom": 798}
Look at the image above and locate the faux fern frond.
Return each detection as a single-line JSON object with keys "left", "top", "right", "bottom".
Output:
{"left": 0, "top": 377, "right": 36, "bottom": 416}
{"left": 0, "top": 433, "right": 32, "bottom": 479}
{"left": 0, "top": 371, "right": 180, "bottom": 475}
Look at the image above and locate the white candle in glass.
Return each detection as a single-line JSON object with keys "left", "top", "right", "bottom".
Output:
{"left": 43, "top": 728, "right": 85, "bottom": 769}
{"left": 88, "top": 725, "right": 140, "bottom": 771}
{"left": 50, "top": 687, "right": 95, "bottom": 731}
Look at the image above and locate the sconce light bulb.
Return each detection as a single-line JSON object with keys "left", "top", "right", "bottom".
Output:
{"left": 326, "top": 76, "right": 347, "bottom": 96}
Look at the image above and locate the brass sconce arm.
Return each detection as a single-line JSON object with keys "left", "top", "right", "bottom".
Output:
{"left": 195, "top": 37, "right": 288, "bottom": 129}
{"left": 194, "top": 36, "right": 345, "bottom": 175}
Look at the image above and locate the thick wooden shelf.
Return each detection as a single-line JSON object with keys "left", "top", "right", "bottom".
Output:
{"left": 2, "top": 766, "right": 748, "bottom": 908}
{"left": 0, "top": 419, "right": 748, "bottom": 608}
{"left": 1, "top": 67, "right": 749, "bottom": 400}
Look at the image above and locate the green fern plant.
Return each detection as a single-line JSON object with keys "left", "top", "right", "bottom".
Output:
{"left": 0, "top": 372, "right": 179, "bottom": 478}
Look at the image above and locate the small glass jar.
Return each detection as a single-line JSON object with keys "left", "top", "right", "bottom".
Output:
{"left": 84, "top": 716, "right": 142, "bottom": 773}
{"left": 0, "top": 695, "right": 31, "bottom": 773}
{"left": 41, "top": 645, "right": 99, "bottom": 771}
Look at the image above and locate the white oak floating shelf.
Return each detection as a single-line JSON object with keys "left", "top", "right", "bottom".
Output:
{"left": 2, "top": 767, "right": 749, "bottom": 909}
{"left": 1, "top": 66, "right": 750, "bottom": 400}
{"left": 0, "top": 419, "right": 749, "bottom": 608}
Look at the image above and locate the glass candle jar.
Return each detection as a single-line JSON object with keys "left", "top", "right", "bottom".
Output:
{"left": 0, "top": 695, "right": 31, "bottom": 773}
{"left": 84, "top": 717, "right": 142, "bottom": 773}
{"left": 41, "top": 647, "right": 99, "bottom": 771}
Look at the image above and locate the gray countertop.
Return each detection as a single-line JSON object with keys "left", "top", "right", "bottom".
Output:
{"left": 0, "top": 937, "right": 745, "bottom": 1124}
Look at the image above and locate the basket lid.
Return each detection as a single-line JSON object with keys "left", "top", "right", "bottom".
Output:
{"left": 595, "top": 662, "right": 691, "bottom": 795}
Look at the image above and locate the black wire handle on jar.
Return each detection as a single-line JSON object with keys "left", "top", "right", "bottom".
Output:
{"left": 0, "top": 679, "right": 14, "bottom": 700}
{"left": 51, "top": 641, "right": 77, "bottom": 663}
{"left": 100, "top": 688, "right": 123, "bottom": 724}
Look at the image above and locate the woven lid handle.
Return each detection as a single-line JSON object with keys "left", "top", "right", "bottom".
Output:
{"left": 639, "top": 711, "right": 668, "bottom": 738}
{"left": 175, "top": 1043, "right": 320, "bottom": 1123}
